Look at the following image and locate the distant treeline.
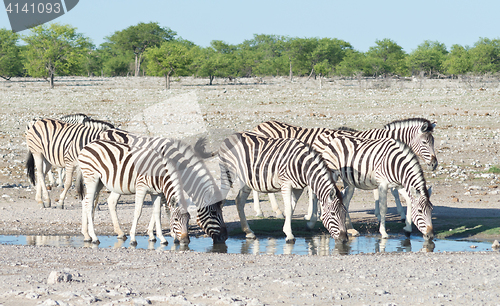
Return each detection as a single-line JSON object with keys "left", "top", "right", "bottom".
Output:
{"left": 1, "top": 22, "right": 500, "bottom": 88}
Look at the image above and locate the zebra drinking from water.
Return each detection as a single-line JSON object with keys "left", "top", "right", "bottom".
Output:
{"left": 25, "top": 118, "right": 114, "bottom": 209}
{"left": 252, "top": 119, "right": 437, "bottom": 236}
{"left": 77, "top": 139, "right": 192, "bottom": 245}
{"left": 83, "top": 129, "right": 228, "bottom": 244}
{"left": 219, "top": 131, "right": 347, "bottom": 243}
{"left": 314, "top": 131, "right": 434, "bottom": 239}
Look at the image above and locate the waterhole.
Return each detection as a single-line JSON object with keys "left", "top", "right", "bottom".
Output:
{"left": 0, "top": 234, "right": 495, "bottom": 255}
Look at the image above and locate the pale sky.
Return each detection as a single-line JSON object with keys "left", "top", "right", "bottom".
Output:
{"left": 2, "top": 0, "right": 499, "bottom": 53}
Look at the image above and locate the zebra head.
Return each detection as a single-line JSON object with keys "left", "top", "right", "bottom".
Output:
{"left": 196, "top": 201, "right": 228, "bottom": 244}
{"left": 410, "top": 186, "right": 434, "bottom": 240}
{"left": 169, "top": 206, "right": 190, "bottom": 244}
{"left": 410, "top": 126, "right": 438, "bottom": 171}
{"left": 320, "top": 187, "right": 348, "bottom": 243}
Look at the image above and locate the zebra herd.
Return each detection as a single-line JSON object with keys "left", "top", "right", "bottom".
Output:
{"left": 25, "top": 113, "right": 437, "bottom": 245}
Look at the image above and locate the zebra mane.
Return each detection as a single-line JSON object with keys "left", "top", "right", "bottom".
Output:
{"left": 60, "top": 113, "right": 88, "bottom": 124}
{"left": 336, "top": 126, "right": 359, "bottom": 132}
{"left": 384, "top": 118, "right": 435, "bottom": 133}
{"left": 82, "top": 117, "right": 115, "bottom": 130}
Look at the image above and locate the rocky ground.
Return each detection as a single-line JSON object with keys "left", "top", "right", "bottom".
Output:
{"left": 0, "top": 76, "right": 499, "bottom": 305}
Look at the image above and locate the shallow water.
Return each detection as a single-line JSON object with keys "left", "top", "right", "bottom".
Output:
{"left": 0, "top": 234, "right": 495, "bottom": 255}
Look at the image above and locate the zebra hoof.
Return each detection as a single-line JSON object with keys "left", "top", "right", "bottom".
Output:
{"left": 160, "top": 240, "right": 168, "bottom": 246}
{"left": 404, "top": 230, "right": 411, "bottom": 238}
{"left": 276, "top": 213, "right": 284, "bottom": 219}
{"left": 245, "top": 233, "right": 256, "bottom": 239}
{"left": 149, "top": 237, "right": 157, "bottom": 243}
{"left": 56, "top": 204, "right": 64, "bottom": 209}
{"left": 347, "top": 229, "right": 360, "bottom": 237}
{"left": 92, "top": 240, "right": 100, "bottom": 245}
{"left": 117, "top": 235, "right": 127, "bottom": 241}
{"left": 255, "top": 212, "right": 264, "bottom": 217}
{"left": 130, "top": 240, "right": 138, "bottom": 247}
{"left": 285, "top": 237, "right": 296, "bottom": 244}
{"left": 43, "top": 201, "right": 51, "bottom": 208}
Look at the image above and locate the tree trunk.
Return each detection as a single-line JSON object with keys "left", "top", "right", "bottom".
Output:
{"left": 50, "top": 72, "right": 54, "bottom": 89}
{"left": 134, "top": 54, "right": 139, "bottom": 77}
{"left": 289, "top": 59, "right": 293, "bottom": 81}
{"left": 319, "top": 75, "right": 322, "bottom": 89}
{"left": 307, "top": 68, "right": 314, "bottom": 81}
{"left": 165, "top": 73, "right": 171, "bottom": 90}
{"left": 209, "top": 75, "right": 214, "bottom": 85}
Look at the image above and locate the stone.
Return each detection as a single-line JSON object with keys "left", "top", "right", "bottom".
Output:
{"left": 47, "top": 271, "right": 72, "bottom": 284}
{"left": 492, "top": 240, "right": 500, "bottom": 249}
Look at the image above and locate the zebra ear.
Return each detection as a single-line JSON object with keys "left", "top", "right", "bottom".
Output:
{"left": 421, "top": 121, "right": 429, "bottom": 132}
{"left": 427, "top": 185, "right": 433, "bottom": 197}
{"left": 431, "top": 122, "right": 437, "bottom": 129}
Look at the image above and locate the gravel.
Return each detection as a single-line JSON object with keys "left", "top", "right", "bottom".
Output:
{"left": 0, "top": 76, "right": 499, "bottom": 305}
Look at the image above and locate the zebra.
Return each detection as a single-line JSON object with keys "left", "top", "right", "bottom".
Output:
{"left": 314, "top": 131, "right": 434, "bottom": 239}
{"left": 85, "top": 129, "right": 228, "bottom": 244}
{"left": 76, "top": 139, "right": 191, "bottom": 245}
{"left": 251, "top": 119, "right": 437, "bottom": 235}
{"left": 25, "top": 118, "right": 114, "bottom": 209}
{"left": 219, "top": 131, "right": 347, "bottom": 243}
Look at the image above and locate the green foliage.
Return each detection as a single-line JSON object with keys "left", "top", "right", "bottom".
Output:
{"left": 407, "top": 40, "right": 448, "bottom": 77}
{"left": 335, "top": 50, "right": 368, "bottom": 76}
{"left": 0, "top": 28, "right": 22, "bottom": 79}
{"left": 366, "top": 38, "right": 407, "bottom": 76}
{"left": 487, "top": 166, "right": 500, "bottom": 174}
{"left": 468, "top": 38, "right": 500, "bottom": 74}
{"left": 22, "top": 23, "right": 93, "bottom": 87}
{"left": 443, "top": 44, "right": 472, "bottom": 75}
{"left": 144, "top": 40, "right": 192, "bottom": 88}
{"left": 105, "top": 22, "right": 176, "bottom": 76}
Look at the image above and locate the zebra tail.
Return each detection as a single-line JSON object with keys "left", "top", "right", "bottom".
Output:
{"left": 75, "top": 167, "right": 84, "bottom": 200}
{"left": 194, "top": 137, "right": 216, "bottom": 159}
{"left": 26, "top": 151, "right": 36, "bottom": 186}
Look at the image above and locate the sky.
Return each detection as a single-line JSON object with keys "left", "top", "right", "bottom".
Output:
{"left": 2, "top": 0, "right": 500, "bottom": 53}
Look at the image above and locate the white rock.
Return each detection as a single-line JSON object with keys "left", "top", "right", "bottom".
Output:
{"left": 47, "top": 271, "right": 72, "bottom": 284}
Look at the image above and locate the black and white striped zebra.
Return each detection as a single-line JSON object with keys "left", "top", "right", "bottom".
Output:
{"left": 88, "top": 129, "right": 228, "bottom": 244}
{"left": 45, "top": 114, "right": 108, "bottom": 187}
{"left": 314, "top": 131, "right": 434, "bottom": 239}
{"left": 77, "top": 139, "right": 191, "bottom": 245}
{"left": 25, "top": 118, "right": 114, "bottom": 209}
{"left": 219, "top": 131, "right": 347, "bottom": 243}
{"left": 252, "top": 119, "right": 437, "bottom": 236}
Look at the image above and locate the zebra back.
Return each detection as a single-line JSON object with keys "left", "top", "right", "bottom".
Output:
{"left": 253, "top": 119, "right": 437, "bottom": 169}
{"left": 26, "top": 118, "right": 112, "bottom": 168}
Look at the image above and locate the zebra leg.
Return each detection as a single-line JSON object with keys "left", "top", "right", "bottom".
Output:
{"left": 81, "top": 176, "right": 101, "bottom": 243}
{"left": 342, "top": 185, "right": 359, "bottom": 237}
{"left": 391, "top": 188, "right": 406, "bottom": 221}
{"left": 34, "top": 154, "right": 51, "bottom": 208}
{"left": 378, "top": 184, "right": 389, "bottom": 239}
{"left": 56, "top": 167, "right": 65, "bottom": 187}
{"left": 253, "top": 190, "right": 264, "bottom": 217}
{"left": 269, "top": 193, "right": 284, "bottom": 218}
{"left": 306, "top": 191, "right": 318, "bottom": 230}
{"left": 236, "top": 186, "right": 256, "bottom": 239}
{"left": 400, "top": 190, "right": 413, "bottom": 236}
{"left": 150, "top": 194, "right": 167, "bottom": 244}
{"left": 57, "top": 163, "right": 76, "bottom": 209}
{"left": 47, "top": 168, "right": 55, "bottom": 188}
{"left": 304, "top": 186, "right": 315, "bottom": 221}
{"left": 130, "top": 188, "right": 148, "bottom": 246}
{"left": 281, "top": 183, "right": 296, "bottom": 243}
{"left": 107, "top": 192, "right": 126, "bottom": 240}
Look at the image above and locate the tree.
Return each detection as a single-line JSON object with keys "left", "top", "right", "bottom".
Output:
{"left": 309, "top": 38, "right": 352, "bottom": 77}
{"left": 407, "top": 40, "right": 448, "bottom": 77}
{"left": 0, "top": 29, "right": 22, "bottom": 80}
{"left": 468, "top": 38, "right": 500, "bottom": 74}
{"left": 22, "top": 23, "right": 92, "bottom": 88}
{"left": 105, "top": 22, "right": 176, "bottom": 77}
{"left": 336, "top": 49, "right": 369, "bottom": 76}
{"left": 366, "top": 39, "right": 407, "bottom": 76}
{"left": 145, "top": 41, "right": 192, "bottom": 89}
{"left": 442, "top": 44, "right": 471, "bottom": 76}
{"left": 313, "top": 60, "right": 330, "bottom": 88}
